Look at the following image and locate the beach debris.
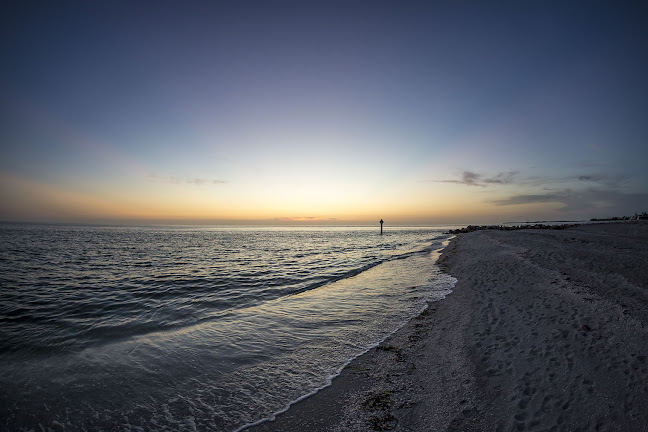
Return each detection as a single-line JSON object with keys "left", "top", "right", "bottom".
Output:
{"left": 361, "top": 390, "right": 397, "bottom": 430}
{"left": 376, "top": 345, "right": 405, "bottom": 362}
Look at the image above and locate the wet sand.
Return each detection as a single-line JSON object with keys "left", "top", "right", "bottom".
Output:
{"left": 249, "top": 222, "right": 648, "bottom": 431}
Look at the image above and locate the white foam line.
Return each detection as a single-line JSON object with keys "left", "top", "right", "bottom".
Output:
{"left": 235, "top": 300, "right": 442, "bottom": 432}
{"left": 235, "top": 239, "right": 458, "bottom": 432}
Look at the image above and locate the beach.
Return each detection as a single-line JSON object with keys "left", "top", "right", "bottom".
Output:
{"left": 250, "top": 222, "right": 648, "bottom": 431}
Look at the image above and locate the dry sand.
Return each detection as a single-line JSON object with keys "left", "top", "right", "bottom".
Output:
{"left": 249, "top": 222, "right": 648, "bottom": 431}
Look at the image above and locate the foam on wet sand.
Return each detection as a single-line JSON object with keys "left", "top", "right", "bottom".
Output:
{"left": 249, "top": 222, "right": 648, "bottom": 431}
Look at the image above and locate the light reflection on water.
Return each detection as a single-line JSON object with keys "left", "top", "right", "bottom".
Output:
{"left": 0, "top": 224, "right": 455, "bottom": 431}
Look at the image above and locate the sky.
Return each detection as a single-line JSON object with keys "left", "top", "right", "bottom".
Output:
{"left": 1, "top": 1, "right": 647, "bottom": 225}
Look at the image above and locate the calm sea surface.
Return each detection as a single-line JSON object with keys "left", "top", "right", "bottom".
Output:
{"left": 0, "top": 224, "right": 456, "bottom": 431}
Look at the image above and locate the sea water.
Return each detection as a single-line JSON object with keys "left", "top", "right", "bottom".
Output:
{"left": 0, "top": 224, "right": 456, "bottom": 431}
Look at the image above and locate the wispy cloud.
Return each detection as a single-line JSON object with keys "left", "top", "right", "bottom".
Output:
{"left": 491, "top": 191, "right": 568, "bottom": 206}
{"left": 437, "top": 170, "right": 519, "bottom": 187}
{"left": 491, "top": 188, "right": 648, "bottom": 214}
{"left": 437, "top": 168, "right": 647, "bottom": 217}
{"left": 186, "top": 178, "right": 227, "bottom": 185}
{"left": 483, "top": 171, "right": 519, "bottom": 185}
{"left": 438, "top": 170, "right": 629, "bottom": 189}
{"left": 147, "top": 173, "right": 227, "bottom": 185}
{"left": 273, "top": 217, "right": 338, "bottom": 222}
{"left": 573, "top": 174, "right": 629, "bottom": 189}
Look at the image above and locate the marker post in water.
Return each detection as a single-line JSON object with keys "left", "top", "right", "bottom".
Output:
{"left": 380, "top": 219, "right": 384, "bottom": 235}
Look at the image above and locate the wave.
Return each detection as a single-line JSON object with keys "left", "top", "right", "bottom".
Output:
{"left": 282, "top": 236, "right": 451, "bottom": 299}
{"left": 237, "top": 268, "right": 458, "bottom": 432}
{"left": 0, "top": 226, "right": 457, "bottom": 431}
{"left": 1, "top": 233, "right": 454, "bottom": 356}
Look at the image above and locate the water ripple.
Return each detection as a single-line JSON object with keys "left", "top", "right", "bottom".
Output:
{"left": 0, "top": 224, "right": 455, "bottom": 431}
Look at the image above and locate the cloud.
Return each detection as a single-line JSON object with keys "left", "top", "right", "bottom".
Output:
{"left": 187, "top": 178, "right": 227, "bottom": 185}
{"left": 575, "top": 174, "right": 629, "bottom": 189}
{"left": 273, "top": 217, "right": 338, "bottom": 222}
{"left": 439, "top": 170, "right": 630, "bottom": 190}
{"left": 491, "top": 188, "right": 648, "bottom": 214}
{"left": 437, "top": 168, "right": 647, "bottom": 217}
{"left": 438, "top": 170, "right": 519, "bottom": 187}
{"left": 491, "top": 192, "right": 567, "bottom": 206}
{"left": 483, "top": 171, "right": 519, "bottom": 185}
{"left": 148, "top": 173, "right": 227, "bottom": 185}
{"left": 459, "top": 171, "right": 483, "bottom": 186}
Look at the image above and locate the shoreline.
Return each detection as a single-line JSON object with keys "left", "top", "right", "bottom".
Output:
{"left": 249, "top": 221, "right": 648, "bottom": 431}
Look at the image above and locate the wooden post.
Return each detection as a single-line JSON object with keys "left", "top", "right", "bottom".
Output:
{"left": 380, "top": 219, "right": 384, "bottom": 235}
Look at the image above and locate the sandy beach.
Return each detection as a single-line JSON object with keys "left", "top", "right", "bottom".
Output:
{"left": 250, "top": 222, "right": 648, "bottom": 431}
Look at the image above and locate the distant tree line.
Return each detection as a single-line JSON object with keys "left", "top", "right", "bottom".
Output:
{"left": 448, "top": 223, "right": 580, "bottom": 234}
{"left": 449, "top": 213, "right": 647, "bottom": 234}
{"left": 591, "top": 212, "right": 648, "bottom": 221}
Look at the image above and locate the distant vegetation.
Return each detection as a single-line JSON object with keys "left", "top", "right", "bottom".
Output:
{"left": 448, "top": 224, "right": 580, "bottom": 234}
{"left": 591, "top": 212, "right": 648, "bottom": 221}
{"left": 449, "top": 212, "right": 648, "bottom": 234}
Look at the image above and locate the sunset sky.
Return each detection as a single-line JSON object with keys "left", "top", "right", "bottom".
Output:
{"left": 2, "top": 1, "right": 647, "bottom": 225}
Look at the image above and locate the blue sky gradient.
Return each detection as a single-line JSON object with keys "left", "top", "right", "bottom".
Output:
{"left": 2, "top": 1, "right": 647, "bottom": 224}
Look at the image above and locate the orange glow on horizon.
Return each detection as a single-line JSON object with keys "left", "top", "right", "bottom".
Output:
{"left": 0, "top": 171, "right": 585, "bottom": 226}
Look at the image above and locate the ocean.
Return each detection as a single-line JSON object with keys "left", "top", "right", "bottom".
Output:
{"left": 0, "top": 224, "right": 456, "bottom": 431}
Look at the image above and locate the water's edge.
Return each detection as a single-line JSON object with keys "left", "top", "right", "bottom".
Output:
{"left": 0, "top": 226, "right": 456, "bottom": 431}
{"left": 239, "top": 237, "right": 457, "bottom": 431}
